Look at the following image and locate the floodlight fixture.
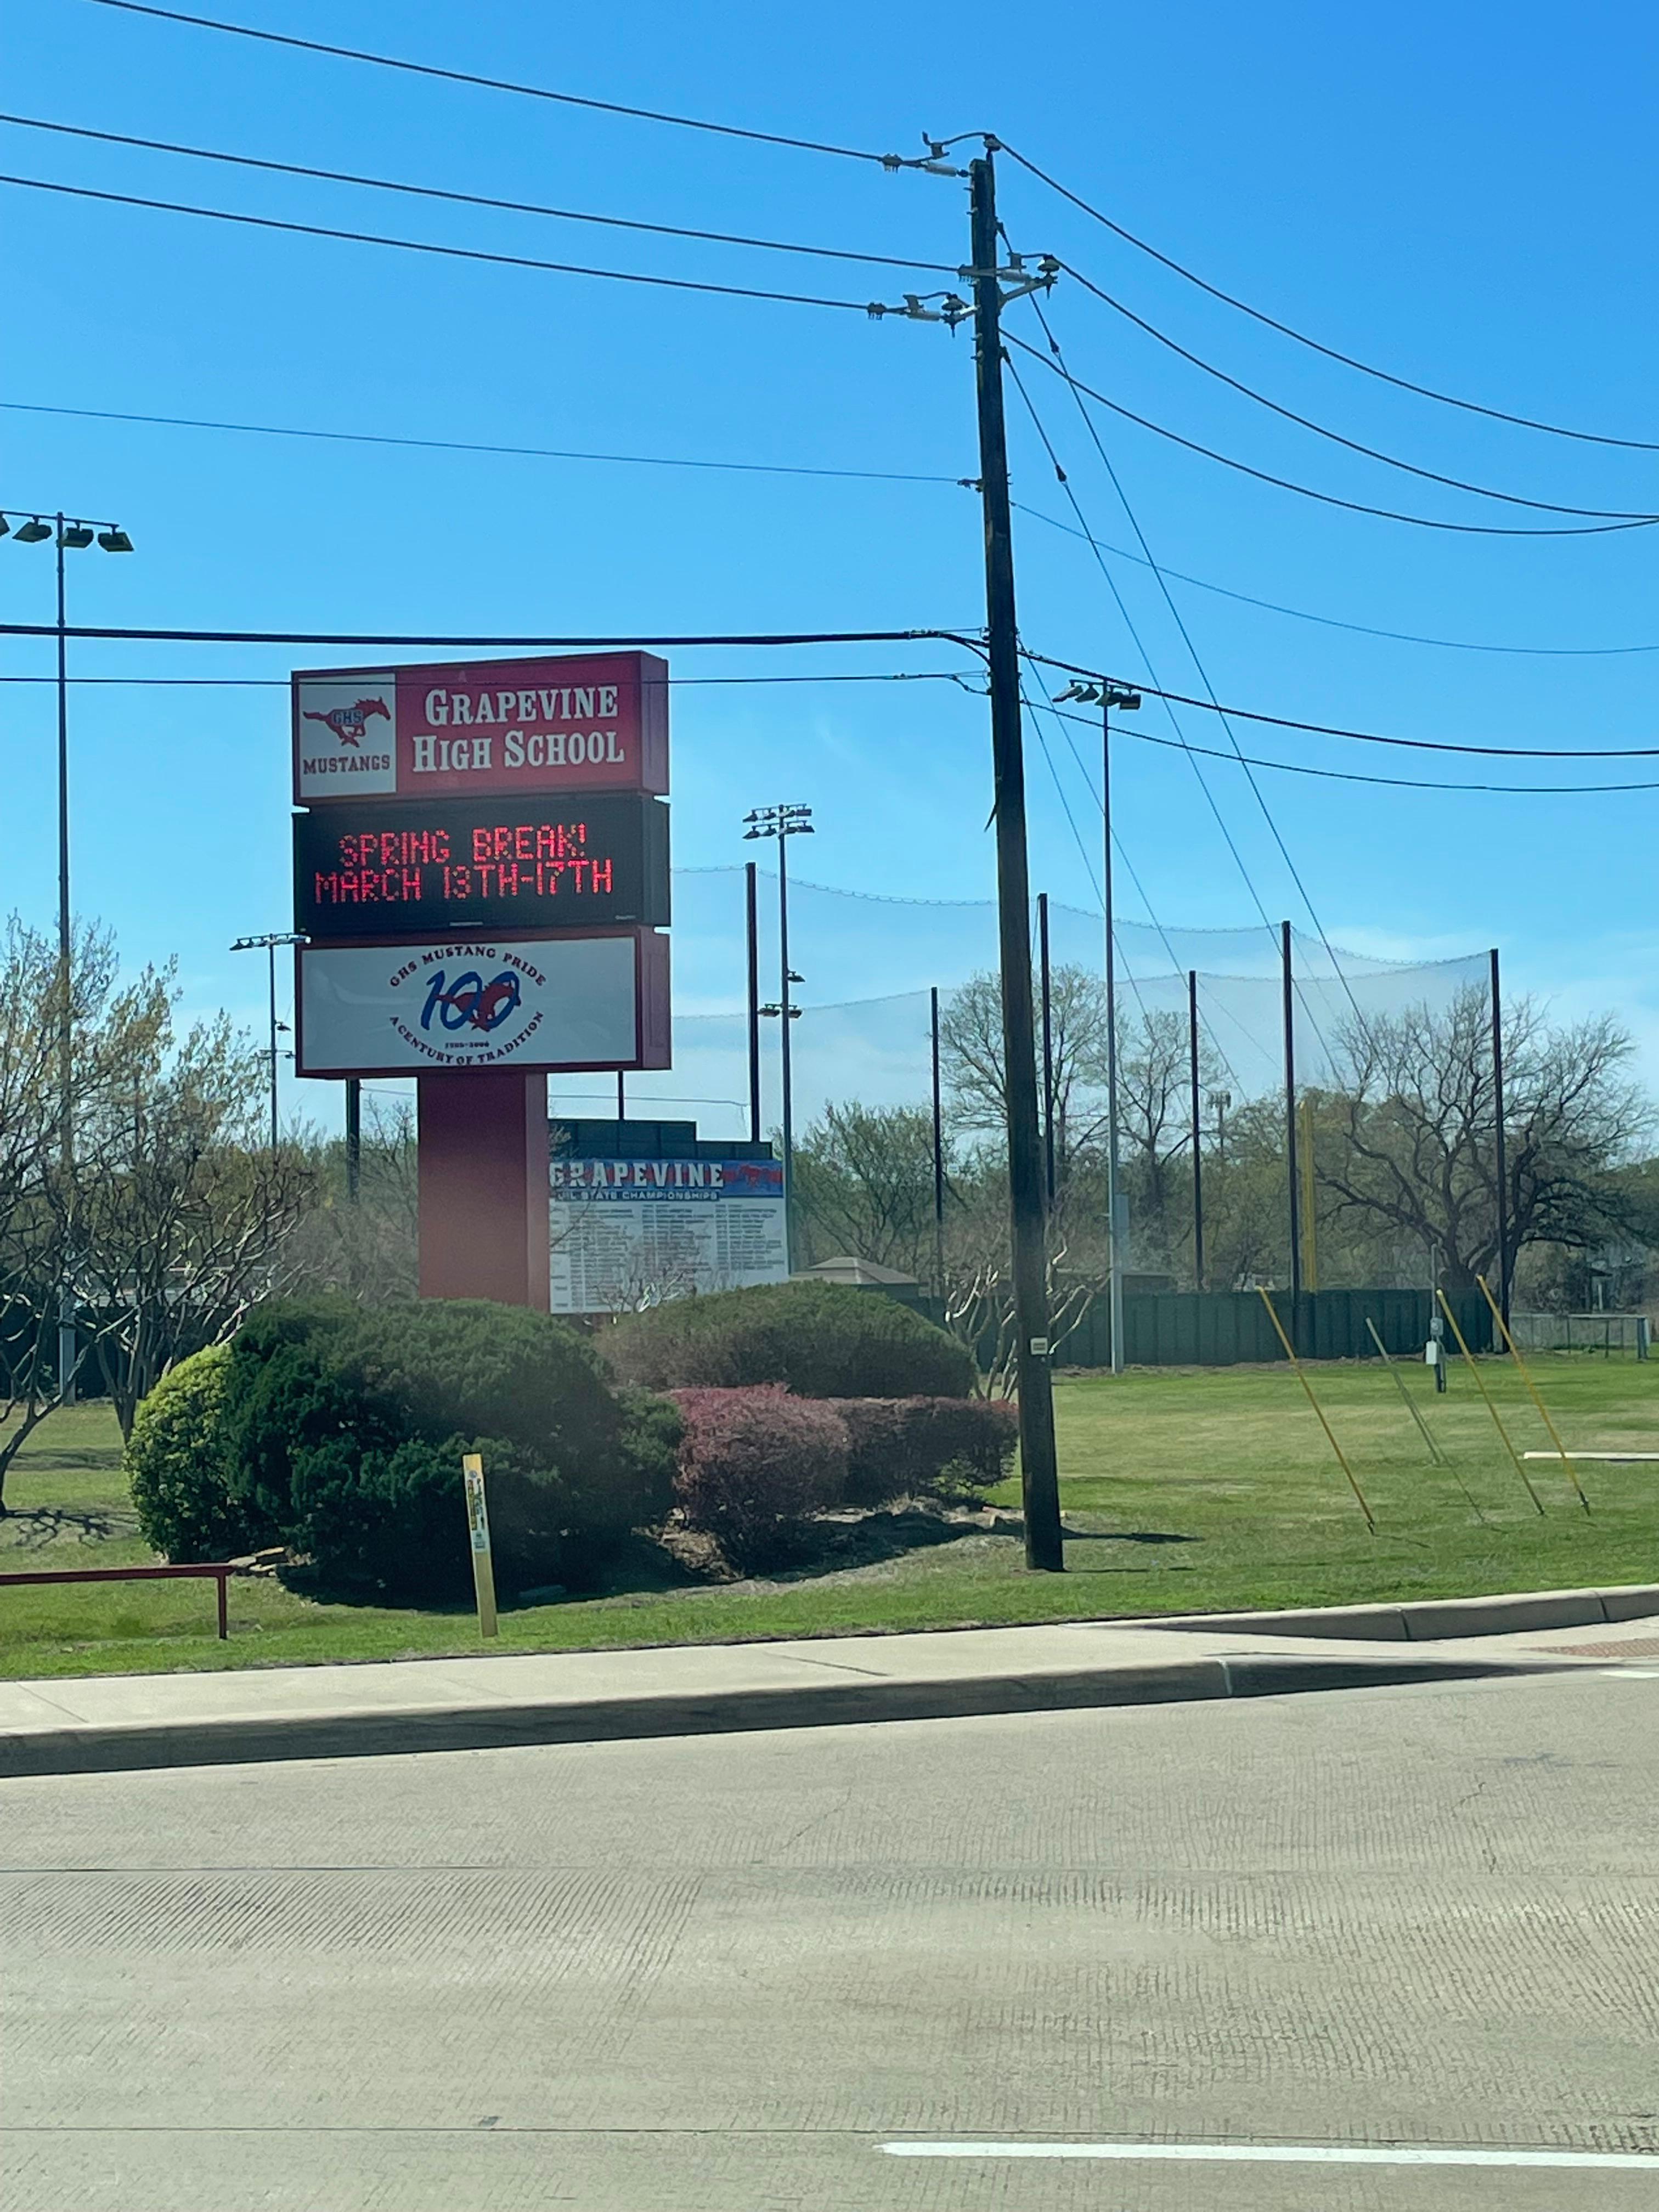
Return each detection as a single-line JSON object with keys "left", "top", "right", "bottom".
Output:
{"left": 1054, "top": 678, "right": 1139, "bottom": 713}
{"left": 97, "top": 526, "right": 134, "bottom": 553}
{"left": 58, "top": 523, "right": 95, "bottom": 550}
{"left": 14, "top": 516, "right": 52, "bottom": 544}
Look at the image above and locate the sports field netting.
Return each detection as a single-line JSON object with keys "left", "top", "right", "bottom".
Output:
{"left": 547, "top": 867, "right": 1490, "bottom": 1141}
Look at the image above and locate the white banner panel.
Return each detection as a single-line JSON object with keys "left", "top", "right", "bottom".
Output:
{"left": 294, "top": 674, "right": 398, "bottom": 799}
{"left": 297, "top": 934, "right": 640, "bottom": 1076}
{"left": 549, "top": 1157, "right": 788, "bottom": 1312}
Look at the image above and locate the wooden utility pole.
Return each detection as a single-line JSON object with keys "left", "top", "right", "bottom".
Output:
{"left": 969, "top": 149, "right": 1062, "bottom": 1571}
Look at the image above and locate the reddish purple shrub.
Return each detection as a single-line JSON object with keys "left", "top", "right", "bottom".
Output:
{"left": 670, "top": 1386, "right": 849, "bottom": 1571}
{"left": 837, "top": 1396, "right": 1019, "bottom": 1506}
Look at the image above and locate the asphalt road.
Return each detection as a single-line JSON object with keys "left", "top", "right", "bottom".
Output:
{"left": 4, "top": 1669, "right": 1657, "bottom": 2212}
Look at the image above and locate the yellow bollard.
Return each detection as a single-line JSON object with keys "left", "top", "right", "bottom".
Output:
{"left": 462, "top": 1452, "right": 499, "bottom": 1639}
{"left": 1476, "top": 1276, "right": 1592, "bottom": 1515}
{"left": 1256, "top": 1285, "right": 1375, "bottom": 1532}
{"left": 1436, "top": 1290, "right": 1545, "bottom": 1515}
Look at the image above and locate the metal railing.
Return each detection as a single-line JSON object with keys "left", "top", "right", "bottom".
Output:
{"left": 0, "top": 1560, "right": 235, "bottom": 1637}
{"left": 1508, "top": 1311, "right": 1651, "bottom": 1359}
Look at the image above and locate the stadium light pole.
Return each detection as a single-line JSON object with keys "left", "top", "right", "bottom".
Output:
{"left": 230, "top": 933, "right": 308, "bottom": 1149}
{"left": 1055, "top": 678, "right": 1140, "bottom": 1374}
{"left": 4, "top": 508, "right": 134, "bottom": 1403}
{"left": 744, "top": 805, "right": 812, "bottom": 1271}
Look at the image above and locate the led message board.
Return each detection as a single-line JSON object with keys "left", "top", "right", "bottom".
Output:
{"left": 294, "top": 793, "right": 669, "bottom": 939}
{"left": 292, "top": 651, "right": 668, "bottom": 803}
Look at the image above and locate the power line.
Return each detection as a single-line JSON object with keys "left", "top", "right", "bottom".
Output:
{"left": 1042, "top": 697, "right": 1659, "bottom": 793}
{"left": 1035, "top": 690, "right": 1253, "bottom": 1086}
{"left": 1019, "top": 651, "right": 1659, "bottom": 758}
{"left": 1002, "top": 144, "right": 1659, "bottom": 454}
{"left": 1022, "top": 684, "right": 1248, "bottom": 1087}
{"left": 1002, "top": 356, "right": 1311, "bottom": 953}
{"left": 18, "top": 381, "right": 1656, "bottom": 654}
{"left": 0, "top": 174, "right": 906, "bottom": 316}
{"left": 1005, "top": 352, "right": 1316, "bottom": 1069}
{"left": 1, "top": 396, "right": 963, "bottom": 486}
{"left": 0, "top": 619, "right": 983, "bottom": 650}
{"left": 1025, "top": 698, "right": 1155, "bottom": 1035}
{"left": 1014, "top": 302, "right": 1359, "bottom": 1052}
{"left": 0, "top": 112, "right": 956, "bottom": 273}
{"left": 1056, "top": 261, "right": 1658, "bottom": 521}
{"left": 0, "top": 669, "right": 969, "bottom": 690}
{"left": 1006, "top": 334, "right": 1659, "bottom": 538}
{"left": 83, "top": 0, "right": 935, "bottom": 171}
{"left": 10, "top": 589, "right": 1651, "bottom": 761}
{"left": 1011, "top": 499, "right": 1659, "bottom": 658}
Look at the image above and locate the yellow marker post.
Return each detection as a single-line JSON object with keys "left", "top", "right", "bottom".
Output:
{"left": 1256, "top": 1285, "right": 1374, "bottom": 1531}
{"left": 1476, "top": 1276, "right": 1592, "bottom": 1515}
{"left": 461, "top": 1452, "right": 499, "bottom": 1639}
{"left": 1436, "top": 1289, "right": 1545, "bottom": 1515}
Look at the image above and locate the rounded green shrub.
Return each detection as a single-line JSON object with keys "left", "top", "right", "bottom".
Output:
{"left": 604, "top": 1281, "right": 974, "bottom": 1400}
{"left": 219, "top": 1298, "right": 679, "bottom": 1600}
{"left": 125, "top": 1344, "right": 275, "bottom": 1562}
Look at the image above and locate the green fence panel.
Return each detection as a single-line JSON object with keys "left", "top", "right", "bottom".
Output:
{"left": 1054, "top": 1285, "right": 1493, "bottom": 1369}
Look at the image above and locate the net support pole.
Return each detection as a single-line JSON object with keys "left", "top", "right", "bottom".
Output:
{"left": 777, "top": 831, "right": 795, "bottom": 1275}
{"left": 1299, "top": 1094, "right": 1318, "bottom": 1294}
{"left": 930, "top": 984, "right": 946, "bottom": 1299}
{"left": 345, "top": 1077, "right": 362, "bottom": 1204}
{"left": 1282, "top": 921, "right": 1302, "bottom": 1341}
{"left": 1364, "top": 1314, "right": 1448, "bottom": 1468}
{"left": 1256, "top": 1285, "right": 1375, "bottom": 1531}
{"left": 1491, "top": 947, "right": 1511, "bottom": 1328}
{"left": 1103, "top": 703, "right": 1124, "bottom": 1376}
{"left": 1477, "top": 1273, "right": 1591, "bottom": 1513}
{"left": 1188, "top": 968, "right": 1204, "bottom": 1292}
{"left": 1039, "top": 891, "right": 1056, "bottom": 1209}
{"left": 1436, "top": 1287, "right": 1546, "bottom": 1513}
{"left": 744, "top": 859, "right": 761, "bottom": 1144}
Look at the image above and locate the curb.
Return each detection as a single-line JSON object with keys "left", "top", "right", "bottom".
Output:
{"left": 0, "top": 1652, "right": 1570, "bottom": 1779}
{"left": 1135, "top": 1583, "right": 1659, "bottom": 1644}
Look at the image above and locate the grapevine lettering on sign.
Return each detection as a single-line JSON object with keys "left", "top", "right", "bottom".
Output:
{"left": 292, "top": 651, "right": 668, "bottom": 804}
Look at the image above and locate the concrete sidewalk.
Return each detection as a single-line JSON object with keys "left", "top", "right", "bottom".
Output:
{"left": 6, "top": 1581, "right": 1657, "bottom": 1778}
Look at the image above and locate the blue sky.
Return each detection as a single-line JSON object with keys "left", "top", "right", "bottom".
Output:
{"left": 5, "top": 0, "right": 1659, "bottom": 1131}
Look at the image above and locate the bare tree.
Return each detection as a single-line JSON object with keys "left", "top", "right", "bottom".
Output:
{"left": 1321, "top": 986, "right": 1653, "bottom": 1288}
{"left": 0, "top": 923, "right": 307, "bottom": 1492}
{"left": 76, "top": 1007, "right": 314, "bottom": 1437}
{"left": 1114, "top": 1006, "right": 1226, "bottom": 1269}
{"left": 939, "top": 1149, "right": 1110, "bottom": 1393}
{"left": 792, "top": 1102, "right": 939, "bottom": 1277}
{"left": 280, "top": 1097, "right": 419, "bottom": 1302}
{"left": 0, "top": 918, "right": 115, "bottom": 1505}
{"left": 938, "top": 964, "right": 1108, "bottom": 1175}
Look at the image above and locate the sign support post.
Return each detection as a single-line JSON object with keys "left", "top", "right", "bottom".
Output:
{"left": 461, "top": 1453, "right": 498, "bottom": 1639}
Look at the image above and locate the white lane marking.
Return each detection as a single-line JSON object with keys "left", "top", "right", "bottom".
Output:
{"left": 879, "top": 2141, "right": 1659, "bottom": 2169}
{"left": 1603, "top": 1667, "right": 1659, "bottom": 1678}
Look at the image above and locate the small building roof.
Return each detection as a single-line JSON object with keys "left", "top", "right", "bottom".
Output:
{"left": 796, "top": 1255, "right": 919, "bottom": 1287}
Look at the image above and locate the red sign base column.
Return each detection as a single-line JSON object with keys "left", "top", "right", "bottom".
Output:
{"left": 416, "top": 1071, "right": 550, "bottom": 1308}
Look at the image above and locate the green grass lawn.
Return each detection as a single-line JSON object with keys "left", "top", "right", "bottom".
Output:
{"left": 1, "top": 1355, "right": 1654, "bottom": 1680}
